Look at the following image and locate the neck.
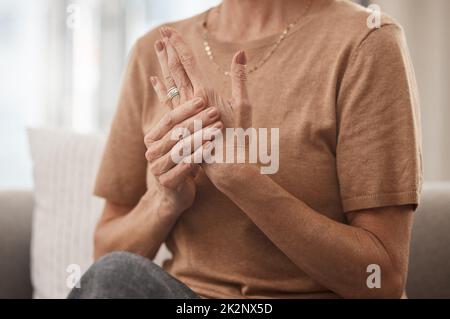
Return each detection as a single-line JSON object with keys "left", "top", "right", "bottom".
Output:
{"left": 210, "top": 0, "right": 309, "bottom": 42}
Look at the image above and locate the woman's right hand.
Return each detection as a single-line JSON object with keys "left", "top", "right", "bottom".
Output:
{"left": 144, "top": 92, "right": 223, "bottom": 217}
{"left": 145, "top": 38, "right": 224, "bottom": 217}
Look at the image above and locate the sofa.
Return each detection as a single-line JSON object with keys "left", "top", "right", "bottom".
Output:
{"left": 0, "top": 128, "right": 449, "bottom": 299}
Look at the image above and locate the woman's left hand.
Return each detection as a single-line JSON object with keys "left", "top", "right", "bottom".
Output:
{"left": 155, "top": 27, "right": 253, "bottom": 182}
{"left": 159, "top": 27, "right": 252, "bottom": 130}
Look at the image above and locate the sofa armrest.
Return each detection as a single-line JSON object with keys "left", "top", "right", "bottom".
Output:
{"left": 0, "top": 190, "right": 33, "bottom": 299}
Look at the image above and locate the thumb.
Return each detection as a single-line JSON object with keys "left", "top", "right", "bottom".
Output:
{"left": 230, "top": 51, "right": 251, "bottom": 128}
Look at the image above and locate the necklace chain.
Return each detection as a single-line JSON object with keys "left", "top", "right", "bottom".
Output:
{"left": 202, "top": 1, "right": 312, "bottom": 77}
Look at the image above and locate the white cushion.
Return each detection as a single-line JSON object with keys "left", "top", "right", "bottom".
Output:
{"left": 28, "top": 128, "right": 171, "bottom": 299}
{"left": 28, "top": 128, "right": 105, "bottom": 299}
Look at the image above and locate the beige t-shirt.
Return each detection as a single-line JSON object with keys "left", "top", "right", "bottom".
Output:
{"left": 94, "top": 0, "right": 422, "bottom": 298}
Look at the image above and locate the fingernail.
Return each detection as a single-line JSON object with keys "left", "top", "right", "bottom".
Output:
{"left": 155, "top": 40, "right": 164, "bottom": 52}
{"left": 236, "top": 51, "right": 247, "bottom": 65}
{"left": 161, "top": 27, "right": 172, "bottom": 39}
{"left": 207, "top": 107, "right": 218, "bottom": 118}
{"left": 193, "top": 97, "right": 204, "bottom": 108}
{"left": 213, "top": 122, "right": 223, "bottom": 129}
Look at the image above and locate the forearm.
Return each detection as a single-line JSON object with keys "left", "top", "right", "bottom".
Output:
{"left": 94, "top": 187, "right": 178, "bottom": 261}
{"left": 209, "top": 164, "right": 403, "bottom": 298}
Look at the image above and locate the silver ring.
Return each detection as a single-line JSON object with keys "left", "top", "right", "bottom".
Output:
{"left": 167, "top": 86, "right": 180, "bottom": 100}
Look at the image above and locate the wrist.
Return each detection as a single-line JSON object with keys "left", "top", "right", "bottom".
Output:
{"left": 142, "top": 188, "right": 181, "bottom": 225}
{"left": 158, "top": 194, "right": 184, "bottom": 220}
{"left": 205, "top": 163, "right": 249, "bottom": 192}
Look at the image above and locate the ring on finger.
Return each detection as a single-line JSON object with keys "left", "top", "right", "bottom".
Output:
{"left": 167, "top": 86, "right": 180, "bottom": 101}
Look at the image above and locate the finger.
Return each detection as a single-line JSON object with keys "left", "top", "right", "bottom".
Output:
{"left": 162, "top": 27, "right": 204, "bottom": 93}
{"left": 147, "top": 107, "right": 222, "bottom": 163}
{"left": 158, "top": 161, "right": 196, "bottom": 189}
{"left": 161, "top": 29, "right": 193, "bottom": 103}
{"left": 158, "top": 142, "right": 214, "bottom": 189}
{"left": 148, "top": 123, "right": 222, "bottom": 177}
{"left": 230, "top": 51, "right": 251, "bottom": 128}
{"left": 190, "top": 164, "right": 200, "bottom": 177}
{"left": 154, "top": 40, "right": 178, "bottom": 107}
{"left": 150, "top": 76, "right": 171, "bottom": 109}
{"left": 230, "top": 51, "right": 249, "bottom": 104}
{"left": 170, "top": 123, "right": 222, "bottom": 166}
{"left": 150, "top": 107, "right": 220, "bottom": 160}
{"left": 144, "top": 97, "right": 205, "bottom": 148}
{"left": 165, "top": 38, "right": 193, "bottom": 102}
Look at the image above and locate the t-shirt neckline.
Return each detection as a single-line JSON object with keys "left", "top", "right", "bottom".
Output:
{"left": 196, "top": 1, "right": 317, "bottom": 52}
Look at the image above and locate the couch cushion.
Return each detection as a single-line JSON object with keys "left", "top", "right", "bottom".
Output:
{"left": 28, "top": 128, "right": 105, "bottom": 299}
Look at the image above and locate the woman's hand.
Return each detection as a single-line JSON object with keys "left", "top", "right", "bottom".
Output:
{"left": 146, "top": 39, "right": 224, "bottom": 216}
{"left": 156, "top": 27, "right": 253, "bottom": 185}
{"left": 160, "top": 27, "right": 252, "bottom": 130}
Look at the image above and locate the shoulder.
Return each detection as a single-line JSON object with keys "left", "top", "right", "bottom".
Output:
{"left": 319, "top": 0, "right": 401, "bottom": 35}
{"left": 310, "top": 0, "right": 407, "bottom": 55}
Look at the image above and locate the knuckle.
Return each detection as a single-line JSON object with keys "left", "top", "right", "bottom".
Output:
{"left": 164, "top": 75, "right": 175, "bottom": 86}
{"left": 180, "top": 54, "right": 195, "bottom": 68}
{"left": 146, "top": 143, "right": 161, "bottom": 162}
{"left": 149, "top": 163, "right": 161, "bottom": 176}
{"left": 168, "top": 60, "right": 183, "bottom": 74}
{"left": 144, "top": 134, "right": 153, "bottom": 147}
{"left": 162, "top": 113, "right": 173, "bottom": 128}
{"left": 158, "top": 176, "right": 172, "bottom": 188}
{"left": 233, "top": 67, "right": 247, "bottom": 82}
{"left": 145, "top": 149, "right": 151, "bottom": 162}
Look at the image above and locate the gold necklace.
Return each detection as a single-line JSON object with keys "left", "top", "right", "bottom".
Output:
{"left": 202, "top": 1, "right": 313, "bottom": 77}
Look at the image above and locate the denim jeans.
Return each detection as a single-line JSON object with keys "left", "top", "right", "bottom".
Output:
{"left": 67, "top": 252, "right": 200, "bottom": 299}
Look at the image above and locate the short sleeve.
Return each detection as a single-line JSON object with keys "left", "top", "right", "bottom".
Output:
{"left": 336, "top": 24, "right": 423, "bottom": 213}
{"left": 94, "top": 42, "right": 148, "bottom": 206}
